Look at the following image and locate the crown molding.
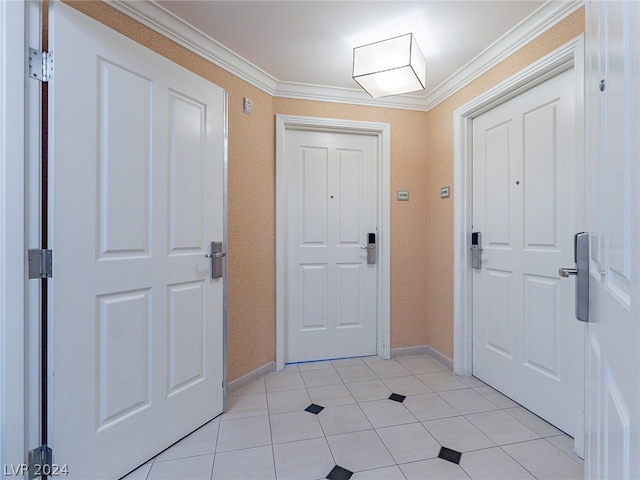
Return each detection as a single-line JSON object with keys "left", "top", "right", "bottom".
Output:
{"left": 110, "top": 0, "right": 584, "bottom": 112}
{"left": 421, "top": 0, "right": 584, "bottom": 110}
{"left": 109, "top": 0, "right": 279, "bottom": 94}
{"left": 273, "top": 81, "right": 431, "bottom": 111}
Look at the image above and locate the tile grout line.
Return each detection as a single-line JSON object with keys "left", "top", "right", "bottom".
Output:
{"left": 136, "top": 356, "right": 582, "bottom": 480}
{"left": 299, "top": 362, "right": 343, "bottom": 479}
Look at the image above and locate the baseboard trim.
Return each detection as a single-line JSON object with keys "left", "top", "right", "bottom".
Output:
{"left": 228, "top": 345, "right": 454, "bottom": 396}
{"left": 390, "top": 345, "right": 429, "bottom": 358}
{"left": 425, "top": 346, "right": 454, "bottom": 371}
{"left": 227, "top": 362, "right": 275, "bottom": 395}
{"left": 391, "top": 345, "right": 454, "bottom": 371}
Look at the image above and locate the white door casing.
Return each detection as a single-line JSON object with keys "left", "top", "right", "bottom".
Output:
{"left": 585, "top": 1, "right": 640, "bottom": 478}
{"left": 285, "top": 129, "right": 377, "bottom": 363}
{"left": 0, "top": 0, "right": 27, "bottom": 469}
{"left": 453, "top": 37, "right": 585, "bottom": 453}
{"left": 472, "top": 67, "right": 579, "bottom": 436}
{"left": 276, "top": 115, "right": 390, "bottom": 370}
{"left": 49, "top": 4, "right": 226, "bottom": 478}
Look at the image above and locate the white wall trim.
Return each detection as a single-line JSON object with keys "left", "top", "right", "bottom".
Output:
{"left": 423, "top": 0, "right": 583, "bottom": 110}
{"left": 1, "top": 0, "right": 26, "bottom": 469}
{"left": 227, "top": 362, "right": 275, "bottom": 396}
{"left": 109, "top": 0, "right": 582, "bottom": 112}
{"left": 453, "top": 34, "right": 585, "bottom": 453}
{"left": 110, "top": 0, "right": 279, "bottom": 95}
{"left": 24, "top": 0, "right": 44, "bottom": 459}
{"left": 275, "top": 115, "right": 391, "bottom": 370}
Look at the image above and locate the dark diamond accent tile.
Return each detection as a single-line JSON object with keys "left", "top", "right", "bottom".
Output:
{"left": 388, "top": 393, "right": 407, "bottom": 403}
{"left": 326, "top": 465, "right": 353, "bottom": 480}
{"left": 305, "top": 403, "right": 325, "bottom": 415}
{"left": 438, "top": 446, "right": 462, "bottom": 465}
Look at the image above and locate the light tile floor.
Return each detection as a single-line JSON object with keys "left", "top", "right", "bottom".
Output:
{"left": 122, "top": 355, "right": 584, "bottom": 480}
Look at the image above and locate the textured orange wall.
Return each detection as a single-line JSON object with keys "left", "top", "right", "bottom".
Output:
{"left": 422, "top": 8, "right": 585, "bottom": 359}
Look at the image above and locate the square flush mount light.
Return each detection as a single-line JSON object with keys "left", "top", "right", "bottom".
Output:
{"left": 353, "top": 33, "right": 426, "bottom": 98}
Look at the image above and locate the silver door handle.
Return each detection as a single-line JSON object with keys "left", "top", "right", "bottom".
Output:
{"left": 360, "top": 244, "right": 376, "bottom": 264}
{"left": 558, "top": 268, "right": 577, "bottom": 277}
{"left": 471, "top": 232, "right": 483, "bottom": 269}
{"left": 559, "top": 232, "right": 589, "bottom": 322}
{"left": 361, "top": 233, "right": 376, "bottom": 264}
{"left": 206, "top": 241, "right": 225, "bottom": 279}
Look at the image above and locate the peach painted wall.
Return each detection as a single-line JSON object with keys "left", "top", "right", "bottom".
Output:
{"left": 63, "top": 1, "right": 583, "bottom": 381}
{"left": 422, "top": 8, "right": 585, "bottom": 359}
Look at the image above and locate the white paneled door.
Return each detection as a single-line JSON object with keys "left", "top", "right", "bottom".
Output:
{"left": 472, "top": 67, "right": 581, "bottom": 436}
{"left": 48, "top": 4, "right": 225, "bottom": 479}
{"left": 585, "top": 1, "right": 640, "bottom": 478}
{"left": 285, "top": 130, "right": 378, "bottom": 363}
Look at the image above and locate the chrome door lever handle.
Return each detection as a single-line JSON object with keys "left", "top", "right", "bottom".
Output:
{"left": 558, "top": 232, "right": 589, "bottom": 322}
{"left": 206, "top": 241, "right": 225, "bottom": 278}
{"left": 558, "top": 268, "right": 578, "bottom": 277}
{"left": 361, "top": 233, "right": 376, "bottom": 264}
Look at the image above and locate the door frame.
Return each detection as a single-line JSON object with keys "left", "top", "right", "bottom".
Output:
{"left": 275, "top": 115, "right": 391, "bottom": 370}
{"left": 1, "top": 0, "right": 27, "bottom": 469}
{"left": 453, "top": 36, "right": 585, "bottom": 451}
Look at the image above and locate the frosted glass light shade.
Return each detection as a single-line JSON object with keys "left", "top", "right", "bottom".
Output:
{"left": 353, "top": 33, "right": 426, "bottom": 98}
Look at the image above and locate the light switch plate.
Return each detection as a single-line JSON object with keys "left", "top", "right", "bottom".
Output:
{"left": 440, "top": 186, "right": 450, "bottom": 198}
{"left": 243, "top": 97, "right": 253, "bottom": 115}
{"left": 397, "top": 190, "right": 409, "bottom": 201}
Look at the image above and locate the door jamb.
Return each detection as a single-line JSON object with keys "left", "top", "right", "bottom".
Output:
{"left": 275, "top": 115, "right": 391, "bottom": 370}
{"left": 453, "top": 36, "right": 585, "bottom": 454}
{"left": 1, "top": 0, "right": 27, "bottom": 468}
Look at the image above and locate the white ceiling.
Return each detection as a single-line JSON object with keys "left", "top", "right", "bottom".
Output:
{"left": 114, "top": 0, "right": 581, "bottom": 110}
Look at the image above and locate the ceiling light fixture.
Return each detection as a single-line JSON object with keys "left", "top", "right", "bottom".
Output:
{"left": 352, "top": 33, "right": 426, "bottom": 99}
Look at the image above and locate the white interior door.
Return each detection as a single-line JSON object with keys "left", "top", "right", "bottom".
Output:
{"left": 285, "top": 129, "right": 378, "bottom": 363}
{"left": 48, "top": 4, "right": 225, "bottom": 478}
{"left": 585, "top": 1, "right": 640, "bottom": 478}
{"left": 472, "top": 67, "right": 582, "bottom": 436}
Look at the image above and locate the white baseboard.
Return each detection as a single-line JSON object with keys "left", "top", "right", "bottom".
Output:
{"left": 391, "top": 345, "right": 454, "bottom": 371}
{"left": 425, "top": 346, "right": 454, "bottom": 371}
{"left": 227, "top": 344, "right": 455, "bottom": 398}
{"left": 227, "top": 362, "right": 275, "bottom": 395}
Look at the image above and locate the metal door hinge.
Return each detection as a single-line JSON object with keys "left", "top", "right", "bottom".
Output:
{"left": 28, "top": 48, "right": 53, "bottom": 82}
{"left": 28, "top": 249, "right": 53, "bottom": 279}
{"left": 27, "top": 445, "right": 52, "bottom": 479}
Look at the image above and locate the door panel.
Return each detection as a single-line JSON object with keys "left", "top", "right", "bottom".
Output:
{"left": 523, "top": 104, "right": 560, "bottom": 247}
{"left": 97, "top": 289, "right": 150, "bottom": 428}
{"left": 98, "top": 59, "right": 151, "bottom": 257}
{"left": 286, "top": 130, "right": 377, "bottom": 363}
{"left": 585, "top": 1, "right": 640, "bottom": 478}
{"left": 523, "top": 275, "right": 560, "bottom": 377}
{"left": 472, "top": 67, "right": 579, "bottom": 435}
{"left": 169, "top": 92, "right": 207, "bottom": 252}
{"left": 302, "top": 148, "right": 329, "bottom": 244}
{"left": 49, "top": 4, "right": 225, "bottom": 478}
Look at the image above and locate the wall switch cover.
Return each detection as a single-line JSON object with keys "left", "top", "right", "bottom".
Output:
{"left": 243, "top": 97, "right": 253, "bottom": 115}
{"left": 440, "top": 186, "right": 450, "bottom": 198}
{"left": 397, "top": 190, "right": 409, "bottom": 201}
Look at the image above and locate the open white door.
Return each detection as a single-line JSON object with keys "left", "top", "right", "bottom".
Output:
{"left": 48, "top": 3, "right": 226, "bottom": 478}
{"left": 585, "top": 1, "right": 640, "bottom": 478}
